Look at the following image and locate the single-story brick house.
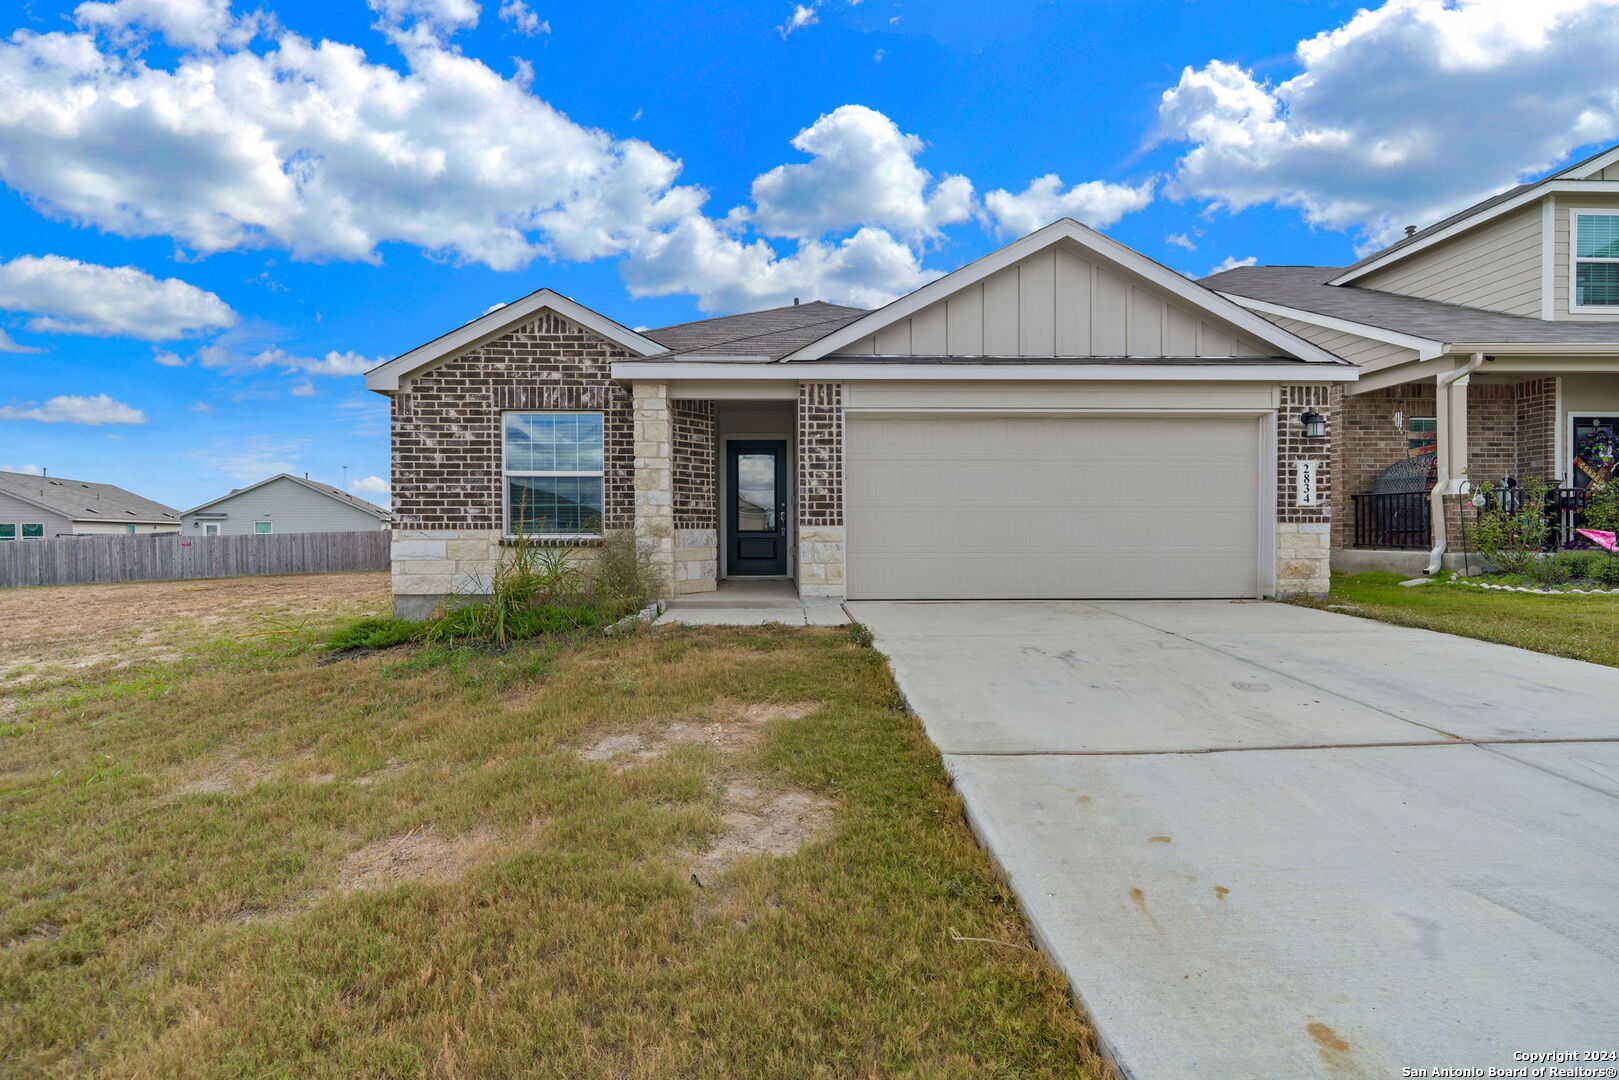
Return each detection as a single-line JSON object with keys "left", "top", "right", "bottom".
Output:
{"left": 369, "top": 219, "right": 1360, "bottom": 617}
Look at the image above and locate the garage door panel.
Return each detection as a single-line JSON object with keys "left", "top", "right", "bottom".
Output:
{"left": 845, "top": 415, "right": 1262, "bottom": 600}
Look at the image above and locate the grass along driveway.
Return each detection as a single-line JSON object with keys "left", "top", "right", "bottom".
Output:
{"left": 1292, "top": 571, "right": 1619, "bottom": 668}
{"left": 0, "top": 579, "right": 1108, "bottom": 1078}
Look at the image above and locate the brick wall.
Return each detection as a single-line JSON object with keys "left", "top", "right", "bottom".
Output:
{"left": 797, "top": 383, "right": 843, "bottom": 527}
{"left": 391, "top": 311, "right": 634, "bottom": 530}
{"left": 1329, "top": 379, "right": 1546, "bottom": 549}
{"left": 1278, "top": 385, "right": 1333, "bottom": 526}
{"left": 1516, "top": 378, "right": 1557, "bottom": 480}
{"left": 672, "top": 400, "right": 716, "bottom": 530}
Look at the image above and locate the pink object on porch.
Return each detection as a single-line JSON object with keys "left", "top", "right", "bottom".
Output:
{"left": 1574, "top": 528, "right": 1619, "bottom": 553}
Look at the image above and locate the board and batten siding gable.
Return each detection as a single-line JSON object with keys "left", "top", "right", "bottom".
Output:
{"left": 184, "top": 477, "right": 387, "bottom": 535}
{"left": 1356, "top": 203, "right": 1542, "bottom": 317}
{"left": 834, "top": 246, "right": 1274, "bottom": 358}
{"left": 0, "top": 492, "right": 73, "bottom": 537}
{"left": 1266, "top": 317, "right": 1419, "bottom": 373}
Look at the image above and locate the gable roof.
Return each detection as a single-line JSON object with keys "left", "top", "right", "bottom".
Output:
{"left": 1331, "top": 141, "right": 1619, "bottom": 286}
{"left": 1204, "top": 265, "right": 1619, "bottom": 348}
{"left": 645, "top": 301, "right": 868, "bottom": 359}
{"left": 780, "top": 218, "right": 1345, "bottom": 365}
{"left": 184, "top": 473, "right": 392, "bottom": 520}
{"left": 0, "top": 470, "right": 181, "bottom": 524}
{"left": 366, "top": 288, "right": 668, "bottom": 393}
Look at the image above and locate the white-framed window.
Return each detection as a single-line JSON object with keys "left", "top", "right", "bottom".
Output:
{"left": 0, "top": 524, "right": 13, "bottom": 541}
{"left": 21, "top": 524, "right": 43, "bottom": 539}
{"left": 1406, "top": 416, "right": 1437, "bottom": 453}
{"left": 1572, "top": 211, "right": 1619, "bottom": 311}
{"left": 254, "top": 521, "right": 273, "bottom": 534}
{"left": 204, "top": 523, "right": 220, "bottom": 535}
{"left": 502, "top": 411, "right": 605, "bottom": 537}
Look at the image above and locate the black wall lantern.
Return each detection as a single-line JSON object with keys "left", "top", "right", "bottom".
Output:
{"left": 1299, "top": 410, "right": 1326, "bottom": 438}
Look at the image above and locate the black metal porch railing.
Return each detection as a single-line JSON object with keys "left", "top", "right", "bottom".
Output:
{"left": 1352, "top": 491, "right": 1432, "bottom": 549}
{"left": 1462, "top": 485, "right": 1591, "bottom": 551}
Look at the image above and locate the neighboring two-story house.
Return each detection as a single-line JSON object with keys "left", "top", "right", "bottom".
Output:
{"left": 1205, "top": 144, "right": 1619, "bottom": 573}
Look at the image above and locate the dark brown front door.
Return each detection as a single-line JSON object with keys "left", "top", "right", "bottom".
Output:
{"left": 727, "top": 440, "right": 788, "bottom": 576}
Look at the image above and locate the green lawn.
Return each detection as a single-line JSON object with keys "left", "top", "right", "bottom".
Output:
{"left": 0, "top": 577, "right": 1108, "bottom": 1079}
{"left": 1293, "top": 571, "right": 1619, "bottom": 668}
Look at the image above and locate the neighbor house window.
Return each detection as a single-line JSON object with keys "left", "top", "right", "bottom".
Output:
{"left": 0, "top": 525, "right": 13, "bottom": 541}
{"left": 21, "top": 524, "right": 43, "bottom": 539}
{"left": 1574, "top": 212, "right": 1619, "bottom": 309}
{"left": 125, "top": 524, "right": 136, "bottom": 535}
{"left": 203, "top": 523, "right": 220, "bottom": 535}
{"left": 254, "top": 521, "right": 273, "bottom": 534}
{"left": 503, "top": 412, "right": 604, "bottom": 536}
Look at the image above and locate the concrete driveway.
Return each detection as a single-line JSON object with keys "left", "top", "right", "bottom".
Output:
{"left": 848, "top": 600, "right": 1619, "bottom": 1080}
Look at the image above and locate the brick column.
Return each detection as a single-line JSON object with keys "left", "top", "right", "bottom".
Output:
{"left": 796, "top": 382, "right": 845, "bottom": 598}
{"left": 671, "top": 399, "right": 717, "bottom": 594}
{"left": 1276, "top": 385, "right": 1332, "bottom": 597}
{"left": 633, "top": 381, "right": 676, "bottom": 598}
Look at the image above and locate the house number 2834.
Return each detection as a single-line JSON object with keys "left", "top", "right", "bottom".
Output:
{"left": 1296, "top": 460, "right": 1319, "bottom": 507}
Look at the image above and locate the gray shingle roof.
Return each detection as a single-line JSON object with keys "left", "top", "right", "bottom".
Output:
{"left": 1201, "top": 266, "right": 1619, "bottom": 345}
{"left": 186, "top": 473, "right": 391, "bottom": 519}
{"left": 645, "top": 301, "right": 868, "bottom": 359}
{"left": 0, "top": 470, "right": 181, "bottom": 523}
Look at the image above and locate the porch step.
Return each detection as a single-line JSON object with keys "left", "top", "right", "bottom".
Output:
{"left": 667, "top": 581, "right": 803, "bottom": 610}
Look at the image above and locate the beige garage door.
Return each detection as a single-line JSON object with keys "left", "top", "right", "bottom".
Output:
{"left": 844, "top": 414, "right": 1263, "bottom": 600}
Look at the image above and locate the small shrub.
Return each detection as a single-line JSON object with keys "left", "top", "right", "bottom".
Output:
{"left": 589, "top": 528, "right": 657, "bottom": 612}
{"left": 1470, "top": 478, "right": 1550, "bottom": 574}
{"left": 430, "top": 601, "right": 617, "bottom": 644}
{"left": 848, "top": 622, "right": 874, "bottom": 648}
{"left": 324, "top": 616, "right": 422, "bottom": 651}
{"left": 1597, "top": 558, "right": 1619, "bottom": 588}
{"left": 1557, "top": 550, "right": 1602, "bottom": 581}
{"left": 1525, "top": 555, "right": 1574, "bottom": 586}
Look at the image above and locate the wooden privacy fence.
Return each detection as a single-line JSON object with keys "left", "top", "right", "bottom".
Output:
{"left": 0, "top": 530, "right": 390, "bottom": 588}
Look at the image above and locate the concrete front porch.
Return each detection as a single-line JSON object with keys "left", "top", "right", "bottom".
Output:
{"left": 659, "top": 578, "right": 850, "bottom": 626}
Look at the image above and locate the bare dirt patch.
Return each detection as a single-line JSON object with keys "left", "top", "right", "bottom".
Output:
{"left": 0, "top": 571, "right": 389, "bottom": 678}
{"left": 694, "top": 781, "right": 835, "bottom": 879}
{"left": 168, "top": 755, "right": 283, "bottom": 798}
{"left": 580, "top": 702, "right": 819, "bottom": 766}
{"left": 336, "top": 825, "right": 502, "bottom": 893}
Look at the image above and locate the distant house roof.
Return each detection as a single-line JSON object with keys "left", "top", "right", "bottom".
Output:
{"left": 183, "top": 473, "right": 392, "bottom": 520}
{"left": 1202, "top": 265, "right": 1619, "bottom": 348}
{"left": 0, "top": 470, "right": 182, "bottom": 524}
{"left": 643, "top": 301, "right": 870, "bottom": 359}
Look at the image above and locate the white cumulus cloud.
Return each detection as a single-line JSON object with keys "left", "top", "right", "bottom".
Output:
{"left": 498, "top": 0, "right": 547, "bottom": 35}
{"left": 0, "top": 256, "right": 236, "bottom": 342}
{"left": 196, "top": 346, "right": 380, "bottom": 377}
{"left": 351, "top": 474, "right": 390, "bottom": 495}
{"left": 2, "top": 463, "right": 44, "bottom": 474}
{"left": 73, "top": 0, "right": 263, "bottom": 51}
{"left": 1207, "top": 255, "right": 1257, "bottom": 275}
{"left": 749, "top": 106, "right": 975, "bottom": 240}
{"left": 0, "top": 329, "right": 43, "bottom": 354}
{"left": 0, "top": 393, "right": 148, "bottom": 425}
{"left": 289, "top": 380, "right": 316, "bottom": 396}
{"left": 1154, "top": 0, "right": 1619, "bottom": 249}
{"left": 778, "top": 3, "right": 819, "bottom": 38}
{"left": 981, "top": 175, "right": 1156, "bottom": 237}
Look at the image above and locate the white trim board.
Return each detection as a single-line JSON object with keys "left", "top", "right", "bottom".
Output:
{"left": 366, "top": 288, "right": 667, "bottom": 393}
{"left": 776, "top": 219, "right": 1347, "bottom": 366}
{"left": 611, "top": 361, "right": 1358, "bottom": 383}
{"left": 1219, "top": 294, "right": 1447, "bottom": 359}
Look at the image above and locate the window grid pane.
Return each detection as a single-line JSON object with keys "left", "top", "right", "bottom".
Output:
{"left": 1577, "top": 214, "right": 1619, "bottom": 259}
{"left": 508, "top": 477, "right": 603, "bottom": 535}
{"left": 1577, "top": 263, "right": 1619, "bottom": 307}
{"left": 0, "top": 525, "right": 14, "bottom": 540}
{"left": 504, "top": 413, "right": 603, "bottom": 473}
{"left": 23, "top": 524, "right": 44, "bottom": 538}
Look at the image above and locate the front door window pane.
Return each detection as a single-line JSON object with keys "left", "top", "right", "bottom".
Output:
{"left": 736, "top": 453, "right": 776, "bottom": 531}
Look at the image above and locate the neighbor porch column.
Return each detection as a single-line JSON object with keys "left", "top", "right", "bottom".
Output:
{"left": 633, "top": 380, "right": 677, "bottom": 598}
{"left": 1431, "top": 353, "right": 1485, "bottom": 560}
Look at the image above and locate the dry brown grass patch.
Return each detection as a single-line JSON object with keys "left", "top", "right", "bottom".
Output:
{"left": 336, "top": 825, "right": 503, "bottom": 893}
{"left": 693, "top": 780, "right": 835, "bottom": 880}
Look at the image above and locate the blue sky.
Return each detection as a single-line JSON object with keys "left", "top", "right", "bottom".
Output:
{"left": 4, "top": 0, "right": 1619, "bottom": 509}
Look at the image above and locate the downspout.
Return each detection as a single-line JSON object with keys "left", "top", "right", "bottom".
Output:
{"left": 1425, "top": 352, "right": 1486, "bottom": 574}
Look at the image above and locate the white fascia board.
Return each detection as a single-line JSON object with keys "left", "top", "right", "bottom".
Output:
{"left": 777, "top": 218, "right": 1346, "bottom": 366}
{"left": 611, "top": 361, "right": 1358, "bottom": 383}
{"left": 1449, "top": 342, "right": 1619, "bottom": 355}
{"left": 1220, "top": 294, "right": 1448, "bottom": 360}
{"left": 365, "top": 288, "right": 667, "bottom": 393}
{"left": 1556, "top": 144, "right": 1619, "bottom": 179}
{"left": 1331, "top": 180, "right": 1619, "bottom": 286}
